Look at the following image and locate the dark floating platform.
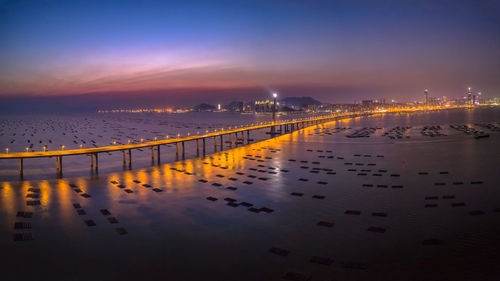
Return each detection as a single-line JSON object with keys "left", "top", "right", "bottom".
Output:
{"left": 77, "top": 209, "right": 87, "bottom": 215}
{"left": 310, "top": 256, "right": 333, "bottom": 265}
{"left": 13, "top": 233, "right": 33, "bottom": 242}
{"left": 312, "top": 195, "right": 325, "bottom": 199}
{"left": 73, "top": 203, "right": 82, "bottom": 209}
{"left": 116, "top": 227, "right": 128, "bottom": 235}
{"left": 26, "top": 200, "right": 41, "bottom": 206}
{"left": 367, "top": 226, "right": 386, "bottom": 233}
{"left": 14, "top": 222, "right": 32, "bottom": 230}
{"left": 26, "top": 193, "right": 40, "bottom": 199}
{"left": 124, "top": 189, "right": 134, "bottom": 193}
{"left": 100, "top": 209, "right": 111, "bottom": 216}
{"left": 269, "top": 247, "right": 290, "bottom": 257}
{"left": 422, "top": 239, "right": 442, "bottom": 246}
{"left": 317, "top": 221, "right": 334, "bottom": 227}
{"left": 206, "top": 196, "right": 217, "bottom": 201}
{"left": 152, "top": 188, "right": 163, "bottom": 192}
{"left": 282, "top": 272, "right": 309, "bottom": 281}
{"left": 142, "top": 184, "right": 152, "bottom": 188}
{"left": 345, "top": 210, "right": 361, "bottom": 215}
{"left": 108, "top": 217, "right": 119, "bottom": 224}
{"left": 259, "top": 207, "right": 274, "bottom": 213}
{"left": 16, "top": 211, "right": 33, "bottom": 218}
{"left": 81, "top": 193, "right": 92, "bottom": 198}
{"left": 84, "top": 220, "right": 96, "bottom": 227}
{"left": 372, "top": 212, "right": 387, "bottom": 217}
{"left": 291, "top": 192, "right": 304, "bottom": 197}
{"left": 248, "top": 207, "right": 260, "bottom": 213}
{"left": 470, "top": 210, "right": 485, "bottom": 216}
{"left": 239, "top": 202, "right": 253, "bottom": 207}
{"left": 452, "top": 202, "right": 466, "bottom": 207}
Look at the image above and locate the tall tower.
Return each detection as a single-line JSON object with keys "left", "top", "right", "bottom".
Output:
{"left": 424, "top": 89, "right": 429, "bottom": 106}
{"left": 467, "top": 87, "right": 472, "bottom": 105}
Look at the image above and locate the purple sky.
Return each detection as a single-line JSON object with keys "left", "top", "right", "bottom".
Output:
{"left": 1, "top": 0, "right": 499, "bottom": 105}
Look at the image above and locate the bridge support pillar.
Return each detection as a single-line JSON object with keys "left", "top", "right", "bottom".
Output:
{"left": 214, "top": 136, "right": 217, "bottom": 152}
{"left": 57, "top": 156, "right": 62, "bottom": 177}
{"left": 247, "top": 130, "right": 250, "bottom": 143}
{"left": 196, "top": 139, "right": 199, "bottom": 156}
{"left": 219, "top": 135, "right": 223, "bottom": 149}
{"left": 20, "top": 158, "right": 23, "bottom": 176}
{"left": 176, "top": 143, "right": 179, "bottom": 159}
{"left": 122, "top": 150, "right": 126, "bottom": 166}
{"left": 91, "top": 154, "right": 94, "bottom": 168}
{"left": 203, "top": 138, "right": 206, "bottom": 155}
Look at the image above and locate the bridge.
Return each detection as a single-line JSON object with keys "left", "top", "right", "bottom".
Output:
{"left": 0, "top": 112, "right": 368, "bottom": 177}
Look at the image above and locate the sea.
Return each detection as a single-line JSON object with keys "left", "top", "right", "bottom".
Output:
{"left": 0, "top": 107, "right": 499, "bottom": 281}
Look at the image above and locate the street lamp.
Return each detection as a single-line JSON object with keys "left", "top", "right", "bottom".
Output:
{"left": 272, "top": 92, "right": 278, "bottom": 123}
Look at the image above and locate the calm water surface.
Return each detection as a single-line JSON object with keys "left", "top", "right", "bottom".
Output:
{"left": 0, "top": 108, "right": 499, "bottom": 281}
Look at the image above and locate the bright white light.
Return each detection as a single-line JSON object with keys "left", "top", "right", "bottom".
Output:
{"left": 272, "top": 92, "right": 278, "bottom": 98}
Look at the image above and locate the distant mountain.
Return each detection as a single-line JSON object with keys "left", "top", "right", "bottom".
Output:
{"left": 280, "top": 97, "right": 322, "bottom": 109}
{"left": 193, "top": 103, "right": 216, "bottom": 112}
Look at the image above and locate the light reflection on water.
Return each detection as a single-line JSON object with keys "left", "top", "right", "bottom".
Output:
{"left": 0, "top": 108, "right": 499, "bottom": 280}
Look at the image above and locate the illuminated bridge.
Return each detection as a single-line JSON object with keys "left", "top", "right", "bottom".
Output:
{"left": 0, "top": 112, "right": 369, "bottom": 177}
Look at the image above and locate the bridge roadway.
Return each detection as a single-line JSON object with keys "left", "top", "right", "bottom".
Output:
{"left": 0, "top": 112, "right": 367, "bottom": 177}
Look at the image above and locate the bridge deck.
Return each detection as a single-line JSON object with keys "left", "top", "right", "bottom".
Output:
{"left": 0, "top": 113, "right": 353, "bottom": 159}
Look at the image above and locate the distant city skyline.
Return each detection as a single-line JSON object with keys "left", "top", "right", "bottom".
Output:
{"left": 1, "top": 0, "right": 499, "bottom": 104}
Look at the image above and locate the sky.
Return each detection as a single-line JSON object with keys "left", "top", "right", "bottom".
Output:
{"left": 0, "top": 0, "right": 499, "bottom": 106}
